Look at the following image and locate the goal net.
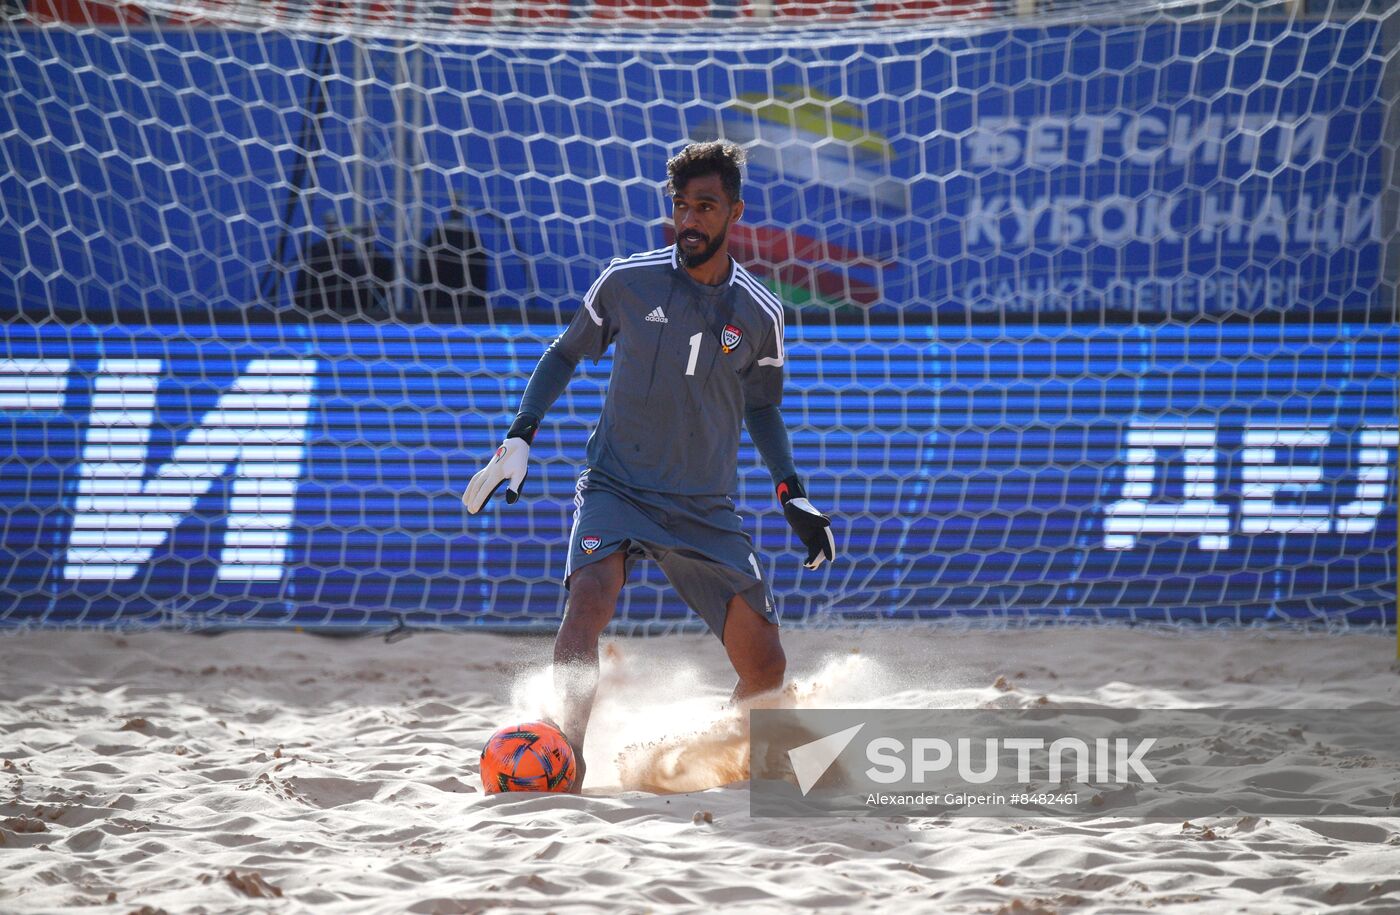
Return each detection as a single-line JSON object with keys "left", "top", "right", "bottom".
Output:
{"left": 1, "top": 0, "right": 1396, "bottom": 631}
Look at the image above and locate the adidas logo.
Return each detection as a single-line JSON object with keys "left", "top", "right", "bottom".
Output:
{"left": 645, "top": 307, "right": 668, "bottom": 323}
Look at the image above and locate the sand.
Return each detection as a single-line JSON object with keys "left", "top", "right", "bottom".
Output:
{"left": 2, "top": 625, "right": 1399, "bottom": 914}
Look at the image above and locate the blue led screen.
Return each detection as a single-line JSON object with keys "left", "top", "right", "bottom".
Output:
{"left": 0, "top": 324, "right": 1394, "bottom": 630}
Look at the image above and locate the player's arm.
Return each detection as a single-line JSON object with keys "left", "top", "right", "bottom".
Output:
{"left": 461, "top": 341, "right": 577, "bottom": 513}
{"left": 745, "top": 403, "right": 835, "bottom": 570}
{"left": 463, "top": 273, "right": 616, "bottom": 513}
{"left": 742, "top": 324, "right": 836, "bottom": 571}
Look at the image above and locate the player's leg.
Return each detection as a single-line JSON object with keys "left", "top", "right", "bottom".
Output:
{"left": 648, "top": 492, "right": 788, "bottom": 704}
{"left": 721, "top": 591, "right": 787, "bottom": 703}
{"left": 553, "top": 551, "right": 626, "bottom": 791}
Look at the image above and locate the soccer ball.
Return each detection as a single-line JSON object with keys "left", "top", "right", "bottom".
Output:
{"left": 480, "top": 721, "right": 577, "bottom": 793}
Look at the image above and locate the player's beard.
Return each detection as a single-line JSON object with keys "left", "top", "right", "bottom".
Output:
{"left": 677, "top": 226, "right": 727, "bottom": 269}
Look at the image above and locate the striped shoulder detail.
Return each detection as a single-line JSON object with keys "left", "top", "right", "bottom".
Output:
{"left": 731, "top": 264, "right": 786, "bottom": 367}
{"left": 623, "top": 245, "right": 675, "bottom": 263}
{"left": 580, "top": 248, "right": 674, "bottom": 326}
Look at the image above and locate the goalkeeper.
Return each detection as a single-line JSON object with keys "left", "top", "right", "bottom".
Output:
{"left": 463, "top": 141, "right": 835, "bottom": 790}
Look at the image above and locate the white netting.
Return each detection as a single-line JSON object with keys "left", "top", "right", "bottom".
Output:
{"left": 0, "top": 0, "right": 1396, "bottom": 631}
{"left": 31, "top": 0, "right": 1227, "bottom": 45}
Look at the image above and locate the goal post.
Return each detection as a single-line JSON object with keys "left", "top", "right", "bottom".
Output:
{"left": 0, "top": 0, "right": 1396, "bottom": 631}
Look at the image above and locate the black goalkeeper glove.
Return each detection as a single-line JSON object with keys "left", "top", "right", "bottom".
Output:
{"left": 777, "top": 475, "right": 836, "bottom": 570}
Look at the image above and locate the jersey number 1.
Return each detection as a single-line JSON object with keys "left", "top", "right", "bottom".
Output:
{"left": 685, "top": 332, "right": 702, "bottom": 376}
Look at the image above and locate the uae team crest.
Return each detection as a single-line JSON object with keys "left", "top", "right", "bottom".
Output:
{"left": 721, "top": 324, "right": 742, "bottom": 353}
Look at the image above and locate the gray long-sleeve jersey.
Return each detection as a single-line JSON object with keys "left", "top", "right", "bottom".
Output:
{"left": 517, "top": 245, "right": 795, "bottom": 497}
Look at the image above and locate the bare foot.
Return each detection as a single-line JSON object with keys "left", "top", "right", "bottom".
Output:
{"left": 543, "top": 716, "right": 586, "bottom": 794}
{"left": 569, "top": 749, "right": 587, "bottom": 794}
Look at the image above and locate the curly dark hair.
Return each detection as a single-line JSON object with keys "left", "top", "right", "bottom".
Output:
{"left": 666, "top": 141, "right": 746, "bottom": 203}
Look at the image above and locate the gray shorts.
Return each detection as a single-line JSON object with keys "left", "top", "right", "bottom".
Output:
{"left": 564, "top": 470, "right": 777, "bottom": 641}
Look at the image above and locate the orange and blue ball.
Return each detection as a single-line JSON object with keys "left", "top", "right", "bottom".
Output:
{"left": 480, "top": 721, "right": 577, "bottom": 793}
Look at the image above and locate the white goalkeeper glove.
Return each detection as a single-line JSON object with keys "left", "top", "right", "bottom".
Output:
{"left": 777, "top": 475, "right": 836, "bottom": 570}
{"left": 463, "top": 418, "right": 537, "bottom": 514}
